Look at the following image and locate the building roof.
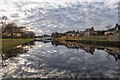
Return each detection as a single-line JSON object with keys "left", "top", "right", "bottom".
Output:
{"left": 84, "top": 27, "right": 94, "bottom": 32}
{"left": 65, "top": 30, "right": 76, "bottom": 33}
{"left": 106, "top": 23, "right": 120, "bottom": 32}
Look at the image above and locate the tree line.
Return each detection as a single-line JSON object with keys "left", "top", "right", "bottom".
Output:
{"left": 1, "top": 16, "right": 35, "bottom": 39}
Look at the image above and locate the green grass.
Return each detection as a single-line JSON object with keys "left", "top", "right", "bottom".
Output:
{"left": 2, "top": 39, "right": 34, "bottom": 53}
{"left": 80, "top": 37, "right": 110, "bottom": 41}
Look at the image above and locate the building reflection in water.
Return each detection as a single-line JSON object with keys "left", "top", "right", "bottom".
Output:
{"left": 1, "top": 41, "right": 35, "bottom": 67}
{"left": 51, "top": 40, "right": 120, "bottom": 61}
{"left": 1, "top": 40, "right": 119, "bottom": 67}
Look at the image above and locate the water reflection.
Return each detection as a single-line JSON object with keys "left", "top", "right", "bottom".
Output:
{"left": 0, "top": 40, "right": 119, "bottom": 78}
{"left": 51, "top": 40, "right": 120, "bottom": 61}
{"left": 1, "top": 41, "right": 35, "bottom": 67}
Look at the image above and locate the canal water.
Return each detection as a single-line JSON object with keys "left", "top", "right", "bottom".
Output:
{"left": 0, "top": 40, "right": 120, "bottom": 79}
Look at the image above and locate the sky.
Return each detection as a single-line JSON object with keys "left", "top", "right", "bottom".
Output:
{"left": 0, "top": 0, "right": 119, "bottom": 35}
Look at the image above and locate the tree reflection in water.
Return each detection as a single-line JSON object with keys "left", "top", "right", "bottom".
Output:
{"left": 51, "top": 40, "right": 120, "bottom": 61}
{"left": 0, "top": 40, "right": 119, "bottom": 78}
{"left": 2, "top": 39, "right": 119, "bottom": 67}
{"left": 1, "top": 41, "right": 35, "bottom": 67}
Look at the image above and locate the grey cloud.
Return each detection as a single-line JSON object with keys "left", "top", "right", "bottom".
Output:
{"left": 0, "top": 1, "right": 118, "bottom": 35}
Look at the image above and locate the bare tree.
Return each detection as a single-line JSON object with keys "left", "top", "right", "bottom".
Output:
{"left": 1, "top": 16, "right": 7, "bottom": 31}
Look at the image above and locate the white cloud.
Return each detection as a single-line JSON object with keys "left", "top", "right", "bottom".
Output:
{"left": 0, "top": 0, "right": 119, "bottom": 34}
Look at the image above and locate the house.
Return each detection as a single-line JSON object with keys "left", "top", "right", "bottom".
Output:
{"left": 104, "top": 23, "right": 120, "bottom": 41}
{"left": 116, "top": 23, "right": 120, "bottom": 41}
{"left": 13, "top": 33, "right": 22, "bottom": 37}
{"left": 79, "top": 31, "right": 84, "bottom": 37}
{"left": 105, "top": 24, "right": 120, "bottom": 36}
{"left": 19, "top": 27, "right": 26, "bottom": 33}
{"left": 65, "top": 30, "right": 80, "bottom": 37}
{"left": 105, "top": 28, "right": 116, "bottom": 36}
{"left": 84, "top": 27, "right": 95, "bottom": 37}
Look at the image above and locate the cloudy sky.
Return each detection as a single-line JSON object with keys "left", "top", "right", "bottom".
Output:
{"left": 0, "top": 0, "right": 119, "bottom": 35}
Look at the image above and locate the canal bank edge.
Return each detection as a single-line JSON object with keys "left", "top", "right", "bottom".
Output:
{"left": 2, "top": 39, "right": 34, "bottom": 53}
{"left": 65, "top": 40, "right": 120, "bottom": 47}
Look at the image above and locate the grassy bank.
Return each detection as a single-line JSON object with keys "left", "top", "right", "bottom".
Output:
{"left": 57, "top": 36, "right": 119, "bottom": 47}
{"left": 2, "top": 39, "right": 34, "bottom": 53}
{"left": 80, "top": 37, "right": 110, "bottom": 41}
